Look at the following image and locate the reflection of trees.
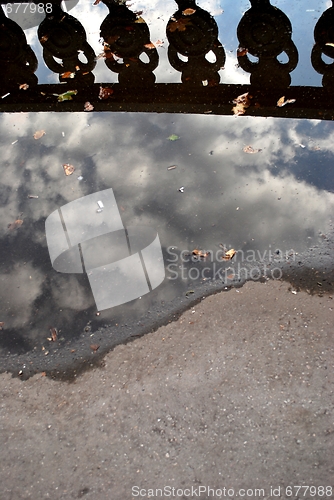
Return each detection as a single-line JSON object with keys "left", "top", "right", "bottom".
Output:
{"left": 0, "top": 0, "right": 334, "bottom": 119}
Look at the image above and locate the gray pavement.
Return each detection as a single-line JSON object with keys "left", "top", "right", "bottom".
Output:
{"left": 0, "top": 280, "right": 333, "bottom": 499}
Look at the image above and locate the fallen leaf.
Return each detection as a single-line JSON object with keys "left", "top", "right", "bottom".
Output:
{"left": 0, "top": 322, "right": 4, "bottom": 330}
{"left": 237, "top": 47, "right": 248, "bottom": 57}
{"left": 8, "top": 219, "right": 23, "bottom": 231}
{"left": 192, "top": 249, "right": 210, "bottom": 259}
{"left": 19, "top": 83, "right": 29, "bottom": 90}
{"left": 99, "top": 86, "right": 114, "bottom": 100}
{"left": 48, "top": 328, "right": 57, "bottom": 342}
{"left": 63, "top": 163, "right": 75, "bottom": 176}
{"left": 168, "top": 17, "right": 191, "bottom": 33}
{"left": 57, "top": 90, "right": 78, "bottom": 102}
{"left": 182, "top": 8, "right": 196, "bottom": 15}
{"left": 232, "top": 92, "right": 252, "bottom": 116}
{"left": 168, "top": 134, "right": 179, "bottom": 141}
{"left": 84, "top": 101, "right": 94, "bottom": 111}
{"left": 277, "top": 96, "right": 296, "bottom": 107}
{"left": 61, "top": 71, "right": 75, "bottom": 79}
{"left": 90, "top": 344, "right": 100, "bottom": 352}
{"left": 33, "top": 130, "right": 46, "bottom": 140}
{"left": 243, "top": 145, "right": 262, "bottom": 154}
{"left": 220, "top": 247, "right": 236, "bottom": 261}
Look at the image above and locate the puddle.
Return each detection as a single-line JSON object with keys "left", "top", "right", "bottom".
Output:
{"left": 0, "top": 0, "right": 333, "bottom": 377}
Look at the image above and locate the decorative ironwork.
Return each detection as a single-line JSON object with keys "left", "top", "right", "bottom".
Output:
{"left": 100, "top": 0, "right": 158, "bottom": 86}
{"left": 0, "top": 5, "right": 38, "bottom": 94}
{"left": 38, "top": 1, "right": 96, "bottom": 86}
{"left": 0, "top": 0, "right": 334, "bottom": 119}
{"left": 237, "top": 0, "right": 298, "bottom": 88}
{"left": 311, "top": 0, "right": 334, "bottom": 88}
{"left": 166, "top": 0, "right": 225, "bottom": 85}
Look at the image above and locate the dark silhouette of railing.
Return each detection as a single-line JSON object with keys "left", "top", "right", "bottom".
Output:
{"left": 1, "top": 0, "right": 334, "bottom": 119}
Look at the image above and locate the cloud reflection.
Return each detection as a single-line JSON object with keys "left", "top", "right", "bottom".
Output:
{"left": 0, "top": 110, "right": 333, "bottom": 348}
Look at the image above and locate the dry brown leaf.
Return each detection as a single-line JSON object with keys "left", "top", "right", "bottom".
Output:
{"left": 277, "top": 96, "right": 296, "bottom": 107}
{"left": 144, "top": 42, "right": 156, "bottom": 49}
{"left": 243, "top": 145, "right": 262, "bottom": 154}
{"left": 61, "top": 71, "right": 75, "bottom": 79}
{"left": 48, "top": 328, "right": 57, "bottom": 342}
{"left": 182, "top": 8, "right": 196, "bottom": 15}
{"left": 221, "top": 248, "right": 236, "bottom": 261}
{"left": 63, "top": 163, "right": 75, "bottom": 176}
{"left": 232, "top": 92, "right": 252, "bottom": 116}
{"left": 99, "top": 86, "right": 114, "bottom": 100}
{"left": 168, "top": 17, "right": 191, "bottom": 32}
{"left": 84, "top": 101, "right": 94, "bottom": 111}
{"left": 33, "top": 130, "right": 46, "bottom": 140}
{"left": 192, "top": 249, "right": 210, "bottom": 259}
{"left": 8, "top": 219, "right": 23, "bottom": 231}
{"left": 90, "top": 344, "right": 100, "bottom": 352}
{"left": 237, "top": 47, "right": 248, "bottom": 57}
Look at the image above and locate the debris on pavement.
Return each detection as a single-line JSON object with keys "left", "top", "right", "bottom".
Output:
{"left": 63, "top": 163, "right": 75, "bottom": 176}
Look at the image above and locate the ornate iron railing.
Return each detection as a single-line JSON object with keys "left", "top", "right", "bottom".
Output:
{"left": 0, "top": 0, "right": 334, "bottom": 119}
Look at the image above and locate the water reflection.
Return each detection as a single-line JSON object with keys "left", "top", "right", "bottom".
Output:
{"left": 0, "top": 111, "right": 333, "bottom": 354}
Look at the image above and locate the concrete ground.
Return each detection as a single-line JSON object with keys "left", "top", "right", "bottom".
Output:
{"left": 0, "top": 280, "right": 333, "bottom": 500}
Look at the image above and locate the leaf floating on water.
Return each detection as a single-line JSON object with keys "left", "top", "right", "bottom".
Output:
{"left": 61, "top": 71, "right": 75, "bottom": 79}
{"left": 243, "top": 145, "right": 262, "bottom": 154}
{"left": 99, "top": 86, "right": 114, "bottom": 100}
{"left": 8, "top": 219, "right": 23, "bottom": 231}
{"left": 192, "top": 249, "right": 210, "bottom": 259}
{"left": 84, "top": 101, "right": 94, "bottom": 111}
{"left": 168, "top": 17, "right": 192, "bottom": 32}
{"left": 57, "top": 90, "right": 78, "bottom": 102}
{"left": 221, "top": 248, "right": 236, "bottom": 261}
{"left": 63, "top": 163, "right": 75, "bottom": 176}
{"left": 182, "top": 8, "right": 196, "bottom": 15}
{"left": 47, "top": 328, "right": 57, "bottom": 342}
{"left": 33, "top": 130, "right": 46, "bottom": 140}
{"left": 237, "top": 47, "right": 248, "bottom": 57}
{"left": 232, "top": 92, "right": 252, "bottom": 116}
{"left": 144, "top": 42, "right": 156, "bottom": 49}
{"left": 277, "top": 96, "right": 296, "bottom": 107}
{"left": 168, "top": 134, "right": 179, "bottom": 141}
